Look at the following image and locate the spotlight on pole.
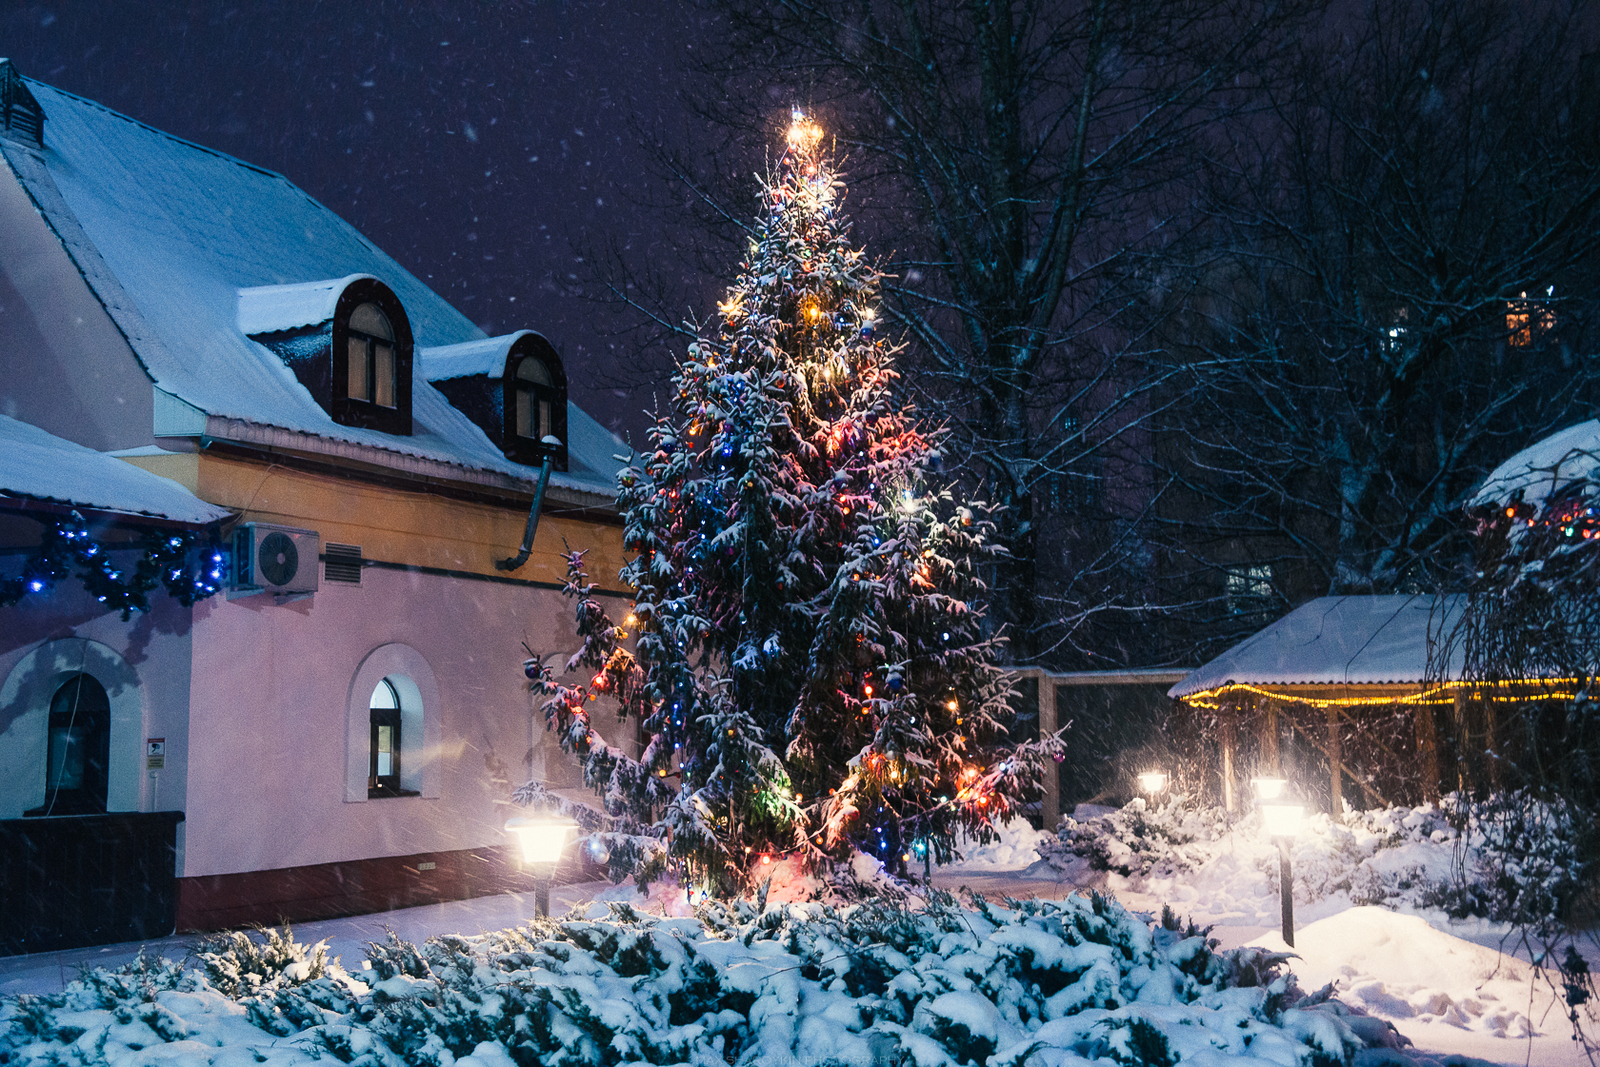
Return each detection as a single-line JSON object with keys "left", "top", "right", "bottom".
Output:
{"left": 504, "top": 815, "right": 577, "bottom": 917}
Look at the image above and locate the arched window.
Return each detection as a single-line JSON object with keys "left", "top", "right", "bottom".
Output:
{"left": 332, "top": 277, "right": 413, "bottom": 436}
{"left": 31, "top": 674, "right": 110, "bottom": 816}
{"left": 347, "top": 302, "right": 396, "bottom": 408}
{"left": 369, "top": 677, "right": 419, "bottom": 798}
{"left": 501, "top": 336, "right": 567, "bottom": 469}
{"left": 513, "top": 357, "right": 555, "bottom": 443}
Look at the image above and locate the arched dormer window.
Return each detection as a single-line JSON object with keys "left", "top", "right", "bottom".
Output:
{"left": 347, "top": 303, "right": 396, "bottom": 408}
{"left": 503, "top": 335, "right": 567, "bottom": 469}
{"left": 332, "top": 278, "right": 413, "bottom": 436}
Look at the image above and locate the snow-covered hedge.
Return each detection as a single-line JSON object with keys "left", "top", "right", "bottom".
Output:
{"left": 1047, "top": 791, "right": 1585, "bottom": 926}
{"left": 0, "top": 894, "right": 1387, "bottom": 1067}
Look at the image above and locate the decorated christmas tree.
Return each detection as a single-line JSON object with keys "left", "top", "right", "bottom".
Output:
{"left": 524, "top": 111, "right": 1055, "bottom": 894}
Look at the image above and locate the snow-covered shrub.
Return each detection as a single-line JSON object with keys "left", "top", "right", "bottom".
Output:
{"left": 0, "top": 893, "right": 1384, "bottom": 1067}
{"left": 191, "top": 924, "right": 363, "bottom": 1037}
{"left": 1047, "top": 791, "right": 1586, "bottom": 929}
{"left": 1048, "top": 795, "right": 1230, "bottom": 876}
{"left": 192, "top": 924, "right": 330, "bottom": 997}
{"left": 75, "top": 947, "right": 195, "bottom": 1008}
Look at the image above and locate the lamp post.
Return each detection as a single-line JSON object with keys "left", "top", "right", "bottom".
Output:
{"left": 1259, "top": 797, "right": 1304, "bottom": 948}
{"left": 504, "top": 814, "right": 577, "bottom": 917}
{"left": 1136, "top": 770, "right": 1169, "bottom": 798}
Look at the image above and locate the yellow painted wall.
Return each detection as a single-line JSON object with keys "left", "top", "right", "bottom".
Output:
{"left": 120, "top": 451, "right": 629, "bottom": 592}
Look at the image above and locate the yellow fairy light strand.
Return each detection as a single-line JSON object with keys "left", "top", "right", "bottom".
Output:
{"left": 1181, "top": 678, "right": 1584, "bottom": 710}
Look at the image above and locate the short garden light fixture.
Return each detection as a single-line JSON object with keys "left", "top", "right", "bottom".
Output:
{"left": 1259, "top": 798, "right": 1304, "bottom": 947}
{"left": 504, "top": 814, "right": 577, "bottom": 917}
{"left": 1251, "top": 776, "right": 1287, "bottom": 801}
{"left": 1136, "top": 770, "right": 1168, "bottom": 796}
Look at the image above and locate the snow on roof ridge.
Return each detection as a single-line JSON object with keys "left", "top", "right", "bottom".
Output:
{"left": 419, "top": 331, "right": 535, "bottom": 381}
{"left": 1471, "top": 419, "right": 1600, "bottom": 509}
{"left": 1168, "top": 594, "right": 1466, "bottom": 698}
{"left": 237, "top": 274, "right": 374, "bottom": 335}
{"left": 22, "top": 75, "right": 286, "bottom": 181}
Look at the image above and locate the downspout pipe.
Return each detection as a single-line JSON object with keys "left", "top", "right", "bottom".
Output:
{"left": 497, "top": 435, "right": 562, "bottom": 571}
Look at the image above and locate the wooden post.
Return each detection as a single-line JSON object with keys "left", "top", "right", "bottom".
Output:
{"left": 1414, "top": 699, "right": 1441, "bottom": 803}
{"left": 1040, "top": 675, "right": 1060, "bottom": 827}
{"left": 1325, "top": 707, "right": 1342, "bottom": 813}
{"left": 1453, "top": 690, "right": 1469, "bottom": 794}
{"left": 1261, "top": 699, "right": 1281, "bottom": 775}
{"left": 1484, "top": 692, "right": 1501, "bottom": 791}
{"left": 1220, "top": 705, "right": 1238, "bottom": 812}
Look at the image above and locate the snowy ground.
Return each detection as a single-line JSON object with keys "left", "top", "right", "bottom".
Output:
{"left": 0, "top": 815, "right": 1592, "bottom": 1066}
{"left": 936, "top": 813, "right": 1594, "bottom": 1066}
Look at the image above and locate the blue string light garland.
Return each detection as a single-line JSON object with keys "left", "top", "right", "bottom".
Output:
{"left": 0, "top": 514, "right": 226, "bottom": 619}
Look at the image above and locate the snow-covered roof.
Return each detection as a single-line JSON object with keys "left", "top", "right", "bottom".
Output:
{"left": 1471, "top": 420, "right": 1600, "bottom": 511}
{"left": 3, "top": 79, "right": 625, "bottom": 502}
{"left": 0, "top": 416, "right": 231, "bottom": 525}
{"left": 236, "top": 276, "right": 368, "bottom": 335}
{"left": 1168, "top": 595, "right": 1465, "bottom": 698}
{"left": 420, "top": 332, "right": 533, "bottom": 382}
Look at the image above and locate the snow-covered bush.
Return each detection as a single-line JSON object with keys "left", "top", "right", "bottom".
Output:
{"left": 191, "top": 924, "right": 363, "bottom": 1036}
{"left": 1048, "top": 795, "right": 1231, "bottom": 876}
{"left": 1047, "top": 792, "right": 1586, "bottom": 928}
{"left": 1423, "top": 791, "right": 1584, "bottom": 928}
{"left": 0, "top": 893, "right": 1381, "bottom": 1067}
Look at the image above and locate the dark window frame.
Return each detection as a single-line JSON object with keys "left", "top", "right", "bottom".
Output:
{"left": 332, "top": 278, "right": 414, "bottom": 436}
{"left": 368, "top": 678, "right": 419, "bottom": 799}
{"left": 501, "top": 334, "right": 568, "bottom": 470}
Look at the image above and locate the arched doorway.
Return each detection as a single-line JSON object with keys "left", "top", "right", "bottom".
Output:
{"left": 27, "top": 673, "right": 110, "bottom": 816}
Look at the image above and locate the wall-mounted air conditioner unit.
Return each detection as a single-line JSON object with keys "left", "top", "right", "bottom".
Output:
{"left": 234, "top": 522, "right": 320, "bottom": 597}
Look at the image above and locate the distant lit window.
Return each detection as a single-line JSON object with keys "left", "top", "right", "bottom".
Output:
{"left": 347, "top": 302, "right": 397, "bottom": 407}
{"left": 1226, "top": 564, "right": 1274, "bottom": 615}
{"left": 1507, "top": 289, "right": 1556, "bottom": 348}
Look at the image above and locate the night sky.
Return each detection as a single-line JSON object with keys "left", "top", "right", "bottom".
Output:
{"left": 1, "top": 1, "right": 720, "bottom": 442}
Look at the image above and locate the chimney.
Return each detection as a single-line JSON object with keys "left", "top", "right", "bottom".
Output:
{"left": 0, "top": 59, "right": 45, "bottom": 150}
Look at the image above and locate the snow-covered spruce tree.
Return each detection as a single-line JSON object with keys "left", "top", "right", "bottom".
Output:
{"left": 527, "top": 112, "right": 1053, "bottom": 894}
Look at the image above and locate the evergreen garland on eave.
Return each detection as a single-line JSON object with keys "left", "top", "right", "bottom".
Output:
{"left": 0, "top": 511, "right": 225, "bottom": 620}
{"left": 525, "top": 113, "right": 1062, "bottom": 895}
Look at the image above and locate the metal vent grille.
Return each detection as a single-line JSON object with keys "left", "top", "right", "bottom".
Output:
{"left": 323, "top": 543, "right": 363, "bottom": 584}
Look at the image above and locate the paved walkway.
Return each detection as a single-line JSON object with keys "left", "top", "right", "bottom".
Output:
{"left": 0, "top": 880, "right": 615, "bottom": 996}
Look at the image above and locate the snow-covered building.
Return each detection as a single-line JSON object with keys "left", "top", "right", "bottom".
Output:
{"left": 0, "top": 60, "right": 632, "bottom": 949}
{"left": 1169, "top": 596, "right": 1464, "bottom": 813}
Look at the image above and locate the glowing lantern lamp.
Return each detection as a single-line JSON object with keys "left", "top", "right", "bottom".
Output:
{"left": 1251, "top": 776, "right": 1287, "bottom": 801}
{"left": 1136, "top": 771, "right": 1168, "bottom": 796}
{"left": 1259, "top": 800, "right": 1304, "bottom": 947}
{"left": 504, "top": 815, "right": 577, "bottom": 917}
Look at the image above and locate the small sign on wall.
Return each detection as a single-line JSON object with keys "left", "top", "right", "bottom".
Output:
{"left": 146, "top": 738, "right": 165, "bottom": 770}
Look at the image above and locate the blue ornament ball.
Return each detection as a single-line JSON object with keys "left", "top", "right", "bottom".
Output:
{"left": 523, "top": 659, "right": 541, "bottom": 681}
{"left": 886, "top": 672, "right": 904, "bottom": 692}
{"left": 860, "top": 324, "right": 876, "bottom": 339}
{"left": 584, "top": 836, "right": 611, "bottom": 864}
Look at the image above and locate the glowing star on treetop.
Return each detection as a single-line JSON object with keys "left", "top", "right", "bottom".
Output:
{"left": 787, "top": 109, "right": 823, "bottom": 149}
